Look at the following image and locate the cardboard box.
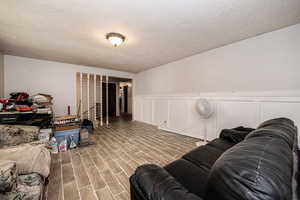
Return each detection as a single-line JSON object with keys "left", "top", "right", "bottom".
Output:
{"left": 80, "top": 129, "right": 89, "bottom": 140}
{"left": 55, "top": 125, "right": 80, "bottom": 131}
{"left": 39, "top": 132, "right": 50, "bottom": 142}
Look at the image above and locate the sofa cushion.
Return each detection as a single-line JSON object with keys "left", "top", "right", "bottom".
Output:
{"left": 182, "top": 145, "right": 224, "bottom": 170}
{"left": 165, "top": 159, "right": 209, "bottom": 197}
{"left": 233, "top": 126, "right": 255, "bottom": 133}
{"left": 130, "top": 164, "right": 203, "bottom": 200}
{"left": 246, "top": 124, "right": 296, "bottom": 149}
{"left": 219, "top": 127, "right": 254, "bottom": 144}
{"left": 207, "top": 138, "right": 235, "bottom": 152}
{"left": 258, "top": 117, "right": 294, "bottom": 129}
{"left": 205, "top": 133, "right": 293, "bottom": 200}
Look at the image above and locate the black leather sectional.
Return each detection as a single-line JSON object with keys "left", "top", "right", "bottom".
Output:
{"left": 130, "top": 118, "right": 299, "bottom": 200}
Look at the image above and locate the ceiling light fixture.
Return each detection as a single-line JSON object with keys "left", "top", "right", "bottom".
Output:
{"left": 106, "top": 32, "right": 126, "bottom": 47}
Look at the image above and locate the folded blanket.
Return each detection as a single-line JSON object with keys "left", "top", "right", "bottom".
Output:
{"left": 0, "top": 143, "right": 50, "bottom": 178}
{"left": 220, "top": 126, "right": 254, "bottom": 143}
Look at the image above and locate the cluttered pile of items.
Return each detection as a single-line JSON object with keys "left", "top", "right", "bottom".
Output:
{"left": 0, "top": 93, "right": 54, "bottom": 200}
{"left": 0, "top": 115, "right": 94, "bottom": 152}
{"left": 48, "top": 115, "right": 94, "bottom": 153}
{"left": 0, "top": 92, "right": 53, "bottom": 127}
{"left": 0, "top": 92, "right": 53, "bottom": 114}
{"left": 32, "top": 93, "right": 53, "bottom": 114}
{"left": 0, "top": 92, "right": 94, "bottom": 153}
{"left": 51, "top": 115, "right": 80, "bottom": 152}
{"left": 0, "top": 92, "right": 95, "bottom": 199}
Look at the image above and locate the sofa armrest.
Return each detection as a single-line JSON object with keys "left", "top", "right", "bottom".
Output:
{"left": 130, "top": 164, "right": 203, "bottom": 200}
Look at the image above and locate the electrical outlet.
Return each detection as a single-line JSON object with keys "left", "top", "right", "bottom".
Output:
{"left": 158, "top": 120, "right": 167, "bottom": 129}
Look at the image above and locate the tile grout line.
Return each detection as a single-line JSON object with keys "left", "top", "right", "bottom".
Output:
{"left": 81, "top": 149, "right": 101, "bottom": 200}
{"left": 92, "top": 145, "right": 125, "bottom": 199}
{"left": 92, "top": 146, "right": 119, "bottom": 200}
{"left": 69, "top": 151, "right": 83, "bottom": 200}
{"left": 60, "top": 153, "right": 65, "bottom": 200}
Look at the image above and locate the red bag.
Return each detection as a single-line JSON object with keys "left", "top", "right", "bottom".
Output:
{"left": 15, "top": 106, "right": 33, "bottom": 112}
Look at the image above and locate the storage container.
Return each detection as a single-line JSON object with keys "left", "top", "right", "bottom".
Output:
{"left": 81, "top": 119, "right": 94, "bottom": 134}
{"left": 38, "top": 132, "right": 50, "bottom": 142}
{"left": 54, "top": 128, "right": 80, "bottom": 148}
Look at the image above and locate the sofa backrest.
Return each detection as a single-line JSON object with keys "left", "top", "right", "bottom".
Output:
{"left": 205, "top": 118, "right": 297, "bottom": 200}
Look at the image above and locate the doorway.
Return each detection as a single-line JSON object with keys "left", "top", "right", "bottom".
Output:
{"left": 76, "top": 73, "right": 133, "bottom": 126}
{"left": 119, "top": 81, "right": 132, "bottom": 118}
{"left": 124, "top": 86, "right": 128, "bottom": 113}
{"left": 102, "top": 82, "right": 116, "bottom": 118}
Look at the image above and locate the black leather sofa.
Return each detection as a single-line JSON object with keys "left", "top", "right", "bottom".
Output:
{"left": 130, "top": 118, "right": 299, "bottom": 200}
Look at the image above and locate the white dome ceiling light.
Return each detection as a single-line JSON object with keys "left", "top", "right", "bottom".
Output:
{"left": 106, "top": 32, "right": 126, "bottom": 47}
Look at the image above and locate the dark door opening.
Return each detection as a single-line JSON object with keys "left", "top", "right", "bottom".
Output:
{"left": 124, "top": 86, "right": 128, "bottom": 113}
{"left": 102, "top": 83, "right": 116, "bottom": 119}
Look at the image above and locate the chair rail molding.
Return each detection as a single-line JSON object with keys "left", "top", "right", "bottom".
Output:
{"left": 133, "top": 90, "right": 300, "bottom": 145}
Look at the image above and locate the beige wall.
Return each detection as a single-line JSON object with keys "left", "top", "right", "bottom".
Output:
{"left": 0, "top": 53, "right": 4, "bottom": 98}
{"left": 135, "top": 23, "right": 300, "bottom": 95}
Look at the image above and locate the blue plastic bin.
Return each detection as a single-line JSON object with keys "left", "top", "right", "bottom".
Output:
{"left": 54, "top": 128, "right": 80, "bottom": 148}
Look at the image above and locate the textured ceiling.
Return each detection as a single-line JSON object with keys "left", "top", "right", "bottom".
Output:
{"left": 1, "top": 0, "right": 300, "bottom": 73}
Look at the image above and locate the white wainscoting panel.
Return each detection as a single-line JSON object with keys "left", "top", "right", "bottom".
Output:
{"left": 184, "top": 99, "right": 217, "bottom": 140}
{"left": 133, "top": 91, "right": 300, "bottom": 145}
{"left": 261, "top": 102, "right": 300, "bottom": 143}
{"left": 153, "top": 99, "right": 168, "bottom": 127}
{"left": 261, "top": 102, "right": 300, "bottom": 125}
{"left": 168, "top": 100, "right": 189, "bottom": 133}
{"left": 217, "top": 101, "right": 261, "bottom": 133}
{"left": 134, "top": 97, "right": 142, "bottom": 123}
{"left": 185, "top": 99, "right": 205, "bottom": 139}
{"left": 142, "top": 99, "right": 153, "bottom": 124}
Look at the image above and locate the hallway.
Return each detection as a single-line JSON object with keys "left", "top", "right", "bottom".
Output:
{"left": 46, "top": 119, "right": 200, "bottom": 200}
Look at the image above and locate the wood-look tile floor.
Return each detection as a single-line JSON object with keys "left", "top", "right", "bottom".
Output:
{"left": 45, "top": 119, "right": 201, "bottom": 200}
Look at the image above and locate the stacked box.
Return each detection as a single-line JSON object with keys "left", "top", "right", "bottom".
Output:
{"left": 54, "top": 128, "right": 80, "bottom": 147}
{"left": 80, "top": 129, "right": 89, "bottom": 145}
{"left": 54, "top": 116, "right": 81, "bottom": 149}
{"left": 54, "top": 115, "right": 80, "bottom": 128}
{"left": 38, "top": 128, "right": 52, "bottom": 142}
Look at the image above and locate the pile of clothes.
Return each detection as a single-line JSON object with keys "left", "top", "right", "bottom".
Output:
{"left": 0, "top": 92, "right": 33, "bottom": 112}
{"left": 0, "top": 92, "right": 53, "bottom": 114}
{"left": 31, "top": 94, "right": 53, "bottom": 114}
{"left": 0, "top": 142, "right": 51, "bottom": 200}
